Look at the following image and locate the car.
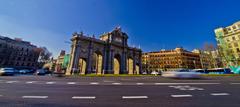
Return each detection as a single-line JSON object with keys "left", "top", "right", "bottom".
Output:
{"left": 161, "top": 70, "right": 202, "bottom": 79}
{"left": 151, "top": 71, "right": 160, "bottom": 75}
{"left": 0, "top": 68, "right": 15, "bottom": 76}
{"left": 142, "top": 72, "right": 148, "bottom": 75}
{"left": 35, "top": 69, "right": 46, "bottom": 75}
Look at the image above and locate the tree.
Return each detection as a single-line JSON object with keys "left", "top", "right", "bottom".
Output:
{"left": 37, "top": 47, "right": 52, "bottom": 68}
{"left": 202, "top": 42, "right": 217, "bottom": 68}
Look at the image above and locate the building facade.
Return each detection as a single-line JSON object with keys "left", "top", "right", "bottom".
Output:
{"left": 66, "top": 27, "right": 142, "bottom": 75}
{"left": 215, "top": 21, "right": 240, "bottom": 65}
{"left": 0, "top": 35, "right": 40, "bottom": 68}
{"left": 192, "top": 49, "right": 223, "bottom": 69}
{"left": 142, "top": 48, "right": 201, "bottom": 72}
{"left": 55, "top": 50, "right": 70, "bottom": 72}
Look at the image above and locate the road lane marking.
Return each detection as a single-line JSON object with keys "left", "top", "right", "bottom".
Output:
{"left": 6, "top": 81, "right": 18, "bottom": 84}
{"left": 103, "top": 80, "right": 115, "bottom": 82}
{"left": 211, "top": 93, "right": 230, "bottom": 96}
{"left": 122, "top": 96, "right": 148, "bottom": 99}
{"left": 230, "top": 83, "right": 240, "bottom": 85}
{"left": 26, "top": 81, "right": 36, "bottom": 84}
{"left": 90, "top": 82, "right": 99, "bottom": 85}
{"left": 136, "top": 83, "right": 144, "bottom": 85}
{"left": 72, "top": 96, "right": 96, "bottom": 99}
{"left": 22, "top": 96, "right": 48, "bottom": 99}
{"left": 171, "top": 95, "right": 193, "bottom": 98}
{"left": 112, "top": 83, "right": 122, "bottom": 85}
{"left": 67, "top": 82, "right": 76, "bottom": 85}
{"left": 155, "top": 83, "right": 220, "bottom": 85}
{"left": 169, "top": 85, "right": 204, "bottom": 91}
{"left": 46, "top": 82, "right": 56, "bottom": 84}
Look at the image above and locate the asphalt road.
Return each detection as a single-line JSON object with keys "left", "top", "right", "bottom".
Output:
{"left": 0, "top": 75, "right": 240, "bottom": 107}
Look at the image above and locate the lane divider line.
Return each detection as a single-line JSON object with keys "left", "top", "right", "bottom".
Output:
{"left": 171, "top": 95, "right": 193, "bottom": 98}
{"left": 122, "top": 96, "right": 148, "bottom": 99}
{"left": 155, "top": 83, "right": 220, "bottom": 85}
{"left": 67, "top": 82, "right": 76, "bottom": 85}
{"left": 26, "top": 81, "right": 36, "bottom": 84}
{"left": 90, "top": 82, "right": 99, "bottom": 85}
{"left": 22, "top": 96, "right": 48, "bottom": 99}
{"left": 6, "top": 81, "right": 18, "bottom": 84}
{"left": 72, "top": 96, "right": 96, "bottom": 99}
{"left": 136, "top": 83, "right": 144, "bottom": 85}
{"left": 46, "top": 82, "right": 56, "bottom": 84}
{"left": 230, "top": 83, "right": 240, "bottom": 85}
{"left": 210, "top": 93, "right": 230, "bottom": 96}
{"left": 112, "top": 83, "right": 122, "bottom": 85}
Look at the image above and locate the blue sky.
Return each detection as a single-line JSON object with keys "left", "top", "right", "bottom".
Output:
{"left": 0, "top": 0, "right": 239, "bottom": 57}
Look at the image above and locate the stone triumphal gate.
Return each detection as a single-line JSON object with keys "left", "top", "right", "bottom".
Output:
{"left": 66, "top": 27, "right": 142, "bottom": 75}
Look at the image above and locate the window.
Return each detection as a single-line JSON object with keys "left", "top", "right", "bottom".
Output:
{"left": 226, "top": 38, "right": 230, "bottom": 42}
{"left": 237, "top": 48, "right": 240, "bottom": 52}
{"left": 232, "top": 36, "right": 236, "bottom": 40}
{"left": 234, "top": 43, "right": 238, "bottom": 47}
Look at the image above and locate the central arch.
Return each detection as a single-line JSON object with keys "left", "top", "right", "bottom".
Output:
{"left": 114, "top": 54, "right": 121, "bottom": 74}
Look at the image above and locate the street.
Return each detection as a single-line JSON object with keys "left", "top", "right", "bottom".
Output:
{"left": 0, "top": 76, "right": 240, "bottom": 107}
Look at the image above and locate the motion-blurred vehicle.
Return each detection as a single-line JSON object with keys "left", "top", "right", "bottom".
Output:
{"left": 35, "top": 69, "right": 46, "bottom": 75}
{"left": 162, "top": 69, "right": 201, "bottom": 79}
{"left": 19, "top": 69, "right": 31, "bottom": 74}
{"left": 207, "top": 68, "right": 233, "bottom": 74}
{"left": 0, "top": 68, "right": 15, "bottom": 76}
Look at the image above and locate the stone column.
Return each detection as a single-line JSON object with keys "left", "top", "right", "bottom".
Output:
{"left": 109, "top": 49, "right": 114, "bottom": 74}
{"left": 139, "top": 51, "right": 142, "bottom": 74}
{"left": 86, "top": 40, "right": 93, "bottom": 74}
{"left": 66, "top": 36, "right": 80, "bottom": 75}
{"left": 121, "top": 50, "right": 127, "bottom": 74}
{"left": 133, "top": 52, "right": 136, "bottom": 74}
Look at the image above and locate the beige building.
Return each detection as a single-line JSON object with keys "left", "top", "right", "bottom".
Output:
{"left": 215, "top": 21, "right": 240, "bottom": 65}
{"left": 142, "top": 48, "right": 202, "bottom": 72}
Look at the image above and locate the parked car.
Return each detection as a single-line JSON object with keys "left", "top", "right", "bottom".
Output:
{"left": 0, "top": 68, "right": 15, "bottom": 76}
{"left": 162, "top": 70, "right": 201, "bottom": 79}
{"left": 151, "top": 71, "right": 160, "bottom": 75}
